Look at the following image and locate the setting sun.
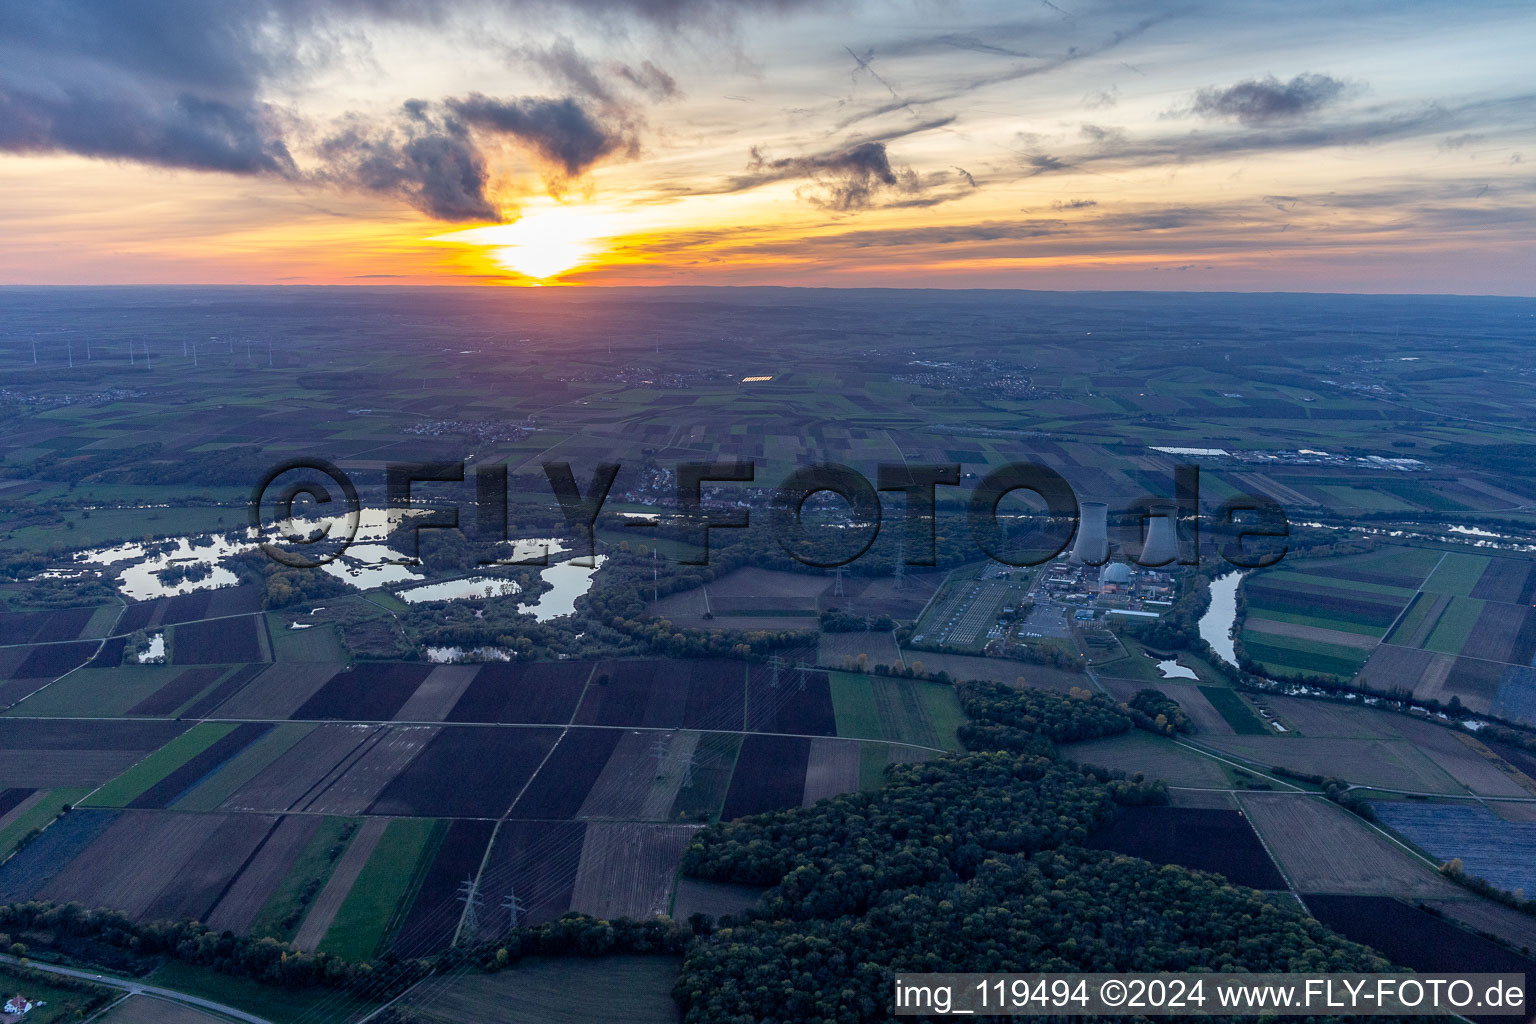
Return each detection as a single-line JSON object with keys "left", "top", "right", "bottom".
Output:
{"left": 433, "top": 205, "right": 618, "bottom": 282}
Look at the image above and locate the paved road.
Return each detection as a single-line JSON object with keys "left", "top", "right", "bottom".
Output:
{"left": 0, "top": 952, "right": 273, "bottom": 1024}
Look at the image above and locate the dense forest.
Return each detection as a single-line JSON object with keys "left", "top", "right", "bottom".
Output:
{"left": 673, "top": 678, "right": 1407, "bottom": 1023}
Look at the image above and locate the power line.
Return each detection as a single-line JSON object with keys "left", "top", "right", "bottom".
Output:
{"left": 455, "top": 876, "right": 482, "bottom": 945}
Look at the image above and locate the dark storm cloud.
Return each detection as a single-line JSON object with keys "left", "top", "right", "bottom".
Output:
{"left": 0, "top": 0, "right": 777, "bottom": 218}
{"left": 1189, "top": 73, "right": 1351, "bottom": 126}
{"left": 446, "top": 93, "right": 638, "bottom": 177}
{"left": 0, "top": 87, "right": 298, "bottom": 176}
{"left": 317, "top": 102, "right": 497, "bottom": 222}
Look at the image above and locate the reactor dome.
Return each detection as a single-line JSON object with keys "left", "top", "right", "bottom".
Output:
{"left": 1101, "top": 562, "right": 1133, "bottom": 585}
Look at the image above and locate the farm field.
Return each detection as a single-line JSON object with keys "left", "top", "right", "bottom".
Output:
{"left": 247, "top": 815, "right": 359, "bottom": 942}
{"left": 1304, "top": 895, "right": 1536, "bottom": 1019}
{"left": 668, "top": 732, "right": 742, "bottom": 820}
{"left": 170, "top": 612, "right": 271, "bottom": 664}
{"left": 293, "top": 816, "right": 390, "bottom": 951}
{"left": 446, "top": 660, "right": 593, "bottom": 724}
{"left": 802, "top": 737, "right": 862, "bottom": 805}
{"left": 268, "top": 617, "right": 348, "bottom": 662}
{"left": 210, "top": 662, "right": 345, "bottom": 719}
{"left": 144, "top": 959, "right": 378, "bottom": 1024}
{"left": 902, "top": 651, "right": 1085, "bottom": 690}
{"left": 1065, "top": 731, "right": 1231, "bottom": 789}
{"left": 1087, "top": 806, "right": 1287, "bottom": 889}
{"left": 826, "top": 672, "right": 963, "bottom": 750}
{"left": 1145, "top": 681, "right": 1235, "bottom": 735}
{"left": 390, "top": 818, "right": 498, "bottom": 955}
{"left": 82, "top": 722, "right": 240, "bottom": 807}
{"left": 509, "top": 727, "right": 623, "bottom": 820}
{"left": 391, "top": 955, "right": 682, "bottom": 1024}
{"left": 3, "top": 665, "right": 205, "bottom": 718}
{"left": 1241, "top": 631, "right": 1373, "bottom": 681}
{"left": 291, "top": 663, "right": 433, "bottom": 721}
{"left": 171, "top": 722, "right": 317, "bottom": 810}
{"left": 0, "top": 808, "right": 120, "bottom": 902}
{"left": 1200, "top": 734, "right": 1466, "bottom": 794}
{"left": 1239, "top": 793, "right": 1460, "bottom": 897}
{"left": 569, "top": 821, "right": 700, "bottom": 921}
{"left": 720, "top": 734, "right": 813, "bottom": 819}
{"left": 1326, "top": 551, "right": 1536, "bottom": 723}
{"left": 368, "top": 726, "right": 561, "bottom": 818}
{"left": 97, "top": 994, "right": 228, "bottom": 1023}
{"left": 576, "top": 729, "right": 697, "bottom": 821}
{"left": 301, "top": 725, "right": 439, "bottom": 815}
{"left": 817, "top": 630, "right": 904, "bottom": 673}
{"left": 1424, "top": 897, "right": 1536, "bottom": 955}
{"left": 0, "top": 786, "right": 89, "bottom": 857}
{"left": 470, "top": 820, "right": 589, "bottom": 934}
{"left": 1197, "top": 685, "right": 1270, "bottom": 734}
{"left": 316, "top": 816, "right": 440, "bottom": 960}
{"left": 38, "top": 810, "right": 276, "bottom": 921}
{"left": 1422, "top": 552, "right": 1493, "bottom": 597}
{"left": 1258, "top": 697, "right": 1532, "bottom": 796}
{"left": 204, "top": 813, "right": 324, "bottom": 934}
{"left": 0, "top": 723, "right": 192, "bottom": 792}
{"left": 1236, "top": 553, "right": 1440, "bottom": 681}
{"left": 1370, "top": 801, "right": 1536, "bottom": 896}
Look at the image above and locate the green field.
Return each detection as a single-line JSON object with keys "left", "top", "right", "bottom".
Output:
{"left": 1064, "top": 730, "right": 1232, "bottom": 788}
{"left": 1258, "top": 569, "right": 1418, "bottom": 601}
{"left": 392, "top": 954, "right": 682, "bottom": 1024}
{"left": 1423, "top": 596, "right": 1485, "bottom": 655}
{"left": 0, "top": 788, "right": 91, "bottom": 856}
{"left": 1198, "top": 686, "right": 1271, "bottom": 735}
{"left": 172, "top": 722, "right": 316, "bottom": 811}
{"left": 1240, "top": 628, "right": 1372, "bottom": 680}
{"left": 917, "top": 684, "right": 966, "bottom": 751}
{"left": 0, "top": 964, "right": 113, "bottom": 1022}
{"left": 1241, "top": 605, "right": 1385, "bottom": 637}
{"left": 828, "top": 671, "right": 883, "bottom": 740}
{"left": 146, "top": 959, "right": 377, "bottom": 1024}
{"left": 83, "top": 723, "right": 237, "bottom": 807}
{"left": 670, "top": 732, "right": 741, "bottom": 821}
{"left": 828, "top": 672, "right": 963, "bottom": 750}
{"left": 1422, "top": 553, "right": 1491, "bottom": 597}
{"left": 268, "top": 616, "right": 349, "bottom": 661}
{"left": 318, "top": 817, "right": 440, "bottom": 960}
{"left": 248, "top": 816, "right": 359, "bottom": 941}
{"left": 3, "top": 665, "right": 196, "bottom": 718}
{"left": 1386, "top": 592, "right": 1435, "bottom": 645}
{"left": 859, "top": 742, "right": 890, "bottom": 790}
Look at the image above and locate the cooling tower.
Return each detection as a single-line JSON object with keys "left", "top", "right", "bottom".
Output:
{"left": 1139, "top": 504, "right": 1180, "bottom": 566}
{"left": 1072, "top": 501, "right": 1109, "bottom": 565}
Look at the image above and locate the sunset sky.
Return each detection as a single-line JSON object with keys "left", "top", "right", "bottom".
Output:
{"left": 1, "top": 1, "right": 1532, "bottom": 292}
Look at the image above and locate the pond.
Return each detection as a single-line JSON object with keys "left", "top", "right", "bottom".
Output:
{"left": 62, "top": 508, "right": 588, "bottom": 610}
{"left": 530, "top": 556, "right": 607, "bottom": 621}
{"left": 396, "top": 576, "right": 523, "bottom": 604}
{"left": 138, "top": 632, "right": 165, "bottom": 663}
{"left": 1156, "top": 659, "right": 1199, "bottom": 680}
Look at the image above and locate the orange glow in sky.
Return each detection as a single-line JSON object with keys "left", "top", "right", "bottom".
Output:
{"left": 0, "top": 3, "right": 1532, "bottom": 293}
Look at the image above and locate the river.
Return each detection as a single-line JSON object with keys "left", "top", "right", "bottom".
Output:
{"left": 1197, "top": 570, "right": 1242, "bottom": 669}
